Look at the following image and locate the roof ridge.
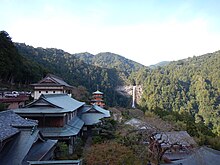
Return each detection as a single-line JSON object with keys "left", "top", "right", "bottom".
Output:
{"left": 42, "top": 94, "right": 68, "bottom": 98}
{"left": 202, "top": 146, "right": 220, "bottom": 155}
{"left": 47, "top": 74, "right": 63, "bottom": 80}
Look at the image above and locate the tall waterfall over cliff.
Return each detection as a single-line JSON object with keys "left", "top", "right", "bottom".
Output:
{"left": 132, "top": 86, "right": 136, "bottom": 108}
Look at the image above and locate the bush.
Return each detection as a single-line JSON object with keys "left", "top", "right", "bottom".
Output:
{"left": 207, "top": 136, "right": 220, "bottom": 150}
{"left": 0, "top": 103, "right": 7, "bottom": 111}
{"left": 55, "top": 142, "right": 69, "bottom": 160}
{"left": 145, "top": 111, "right": 156, "bottom": 117}
{"left": 84, "top": 141, "right": 141, "bottom": 165}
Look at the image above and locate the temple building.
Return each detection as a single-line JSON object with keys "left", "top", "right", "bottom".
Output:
{"left": 79, "top": 105, "right": 110, "bottom": 126}
{"left": 31, "top": 74, "right": 73, "bottom": 100}
{"left": 14, "top": 94, "right": 110, "bottom": 154}
{"left": 13, "top": 94, "right": 85, "bottom": 154}
{"left": 13, "top": 75, "right": 110, "bottom": 154}
{"left": 91, "top": 90, "right": 105, "bottom": 108}
{"left": 0, "top": 111, "right": 57, "bottom": 165}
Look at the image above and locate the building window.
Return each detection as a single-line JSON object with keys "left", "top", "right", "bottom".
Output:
{"left": 53, "top": 91, "right": 55, "bottom": 93}
{"left": 39, "top": 91, "right": 41, "bottom": 93}
{"left": 46, "top": 91, "right": 48, "bottom": 93}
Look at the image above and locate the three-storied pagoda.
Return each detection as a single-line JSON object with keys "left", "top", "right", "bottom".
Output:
{"left": 91, "top": 90, "right": 105, "bottom": 108}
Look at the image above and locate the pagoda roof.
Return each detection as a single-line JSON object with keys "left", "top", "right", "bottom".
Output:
{"left": 92, "top": 90, "right": 103, "bottom": 95}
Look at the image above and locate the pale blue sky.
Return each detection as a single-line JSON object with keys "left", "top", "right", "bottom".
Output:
{"left": 1, "top": 0, "right": 220, "bottom": 66}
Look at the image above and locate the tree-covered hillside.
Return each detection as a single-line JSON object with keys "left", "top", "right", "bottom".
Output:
{"left": 15, "top": 43, "right": 134, "bottom": 107}
{"left": 149, "top": 61, "right": 170, "bottom": 69}
{"left": 137, "top": 53, "right": 220, "bottom": 135}
{"left": 0, "top": 31, "right": 47, "bottom": 86}
{"left": 74, "top": 52, "right": 145, "bottom": 82}
{"left": 3, "top": 30, "right": 220, "bottom": 133}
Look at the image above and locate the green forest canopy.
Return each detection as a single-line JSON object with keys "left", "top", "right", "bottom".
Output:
{"left": 133, "top": 53, "right": 220, "bottom": 135}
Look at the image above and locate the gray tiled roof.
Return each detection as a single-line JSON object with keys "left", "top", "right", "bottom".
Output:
{"left": 166, "top": 146, "right": 220, "bottom": 165}
{"left": 155, "top": 131, "right": 196, "bottom": 147}
{"left": 0, "top": 111, "right": 37, "bottom": 141}
{"left": 14, "top": 94, "right": 85, "bottom": 114}
{"left": 0, "top": 128, "right": 57, "bottom": 165}
{"left": 0, "top": 129, "right": 40, "bottom": 165}
{"left": 79, "top": 105, "right": 92, "bottom": 113}
{"left": 80, "top": 105, "right": 110, "bottom": 125}
{"left": 93, "top": 105, "right": 110, "bottom": 116}
{"left": 39, "top": 116, "right": 84, "bottom": 138}
{"left": 23, "top": 139, "right": 57, "bottom": 163}
{"left": 49, "top": 74, "right": 72, "bottom": 87}
{"left": 32, "top": 74, "right": 72, "bottom": 87}
{"left": 80, "top": 105, "right": 110, "bottom": 116}
{"left": 81, "top": 113, "right": 108, "bottom": 125}
{"left": 28, "top": 160, "right": 82, "bottom": 165}
{"left": 41, "top": 94, "right": 85, "bottom": 110}
{"left": 14, "top": 107, "right": 70, "bottom": 114}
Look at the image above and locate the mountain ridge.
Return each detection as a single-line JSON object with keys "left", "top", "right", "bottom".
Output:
{"left": 1, "top": 31, "right": 220, "bottom": 136}
{"left": 15, "top": 42, "right": 146, "bottom": 107}
{"left": 149, "top": 61, "right": 170, "bottom": 68}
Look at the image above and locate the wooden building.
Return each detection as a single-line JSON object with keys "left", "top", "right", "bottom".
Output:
{"left": 13, "top": 75, "right": 110, "bottom": 154}
{"left": 0, "top": 111, "right": 57, "bottom": 165}
{"left": 14, "top": 94, "right": 85, "bottom": 154}
{"left": 13, "top": 93, "right": 111, "bottom": 154}
{"left": 31, "top": 74, "right": 73, "bottom": 100}
{"left": 0, "top": 95, "right": 29, "bottom": 109}
{"left": 79, "top": 105, "right": 110, "bottom": 126}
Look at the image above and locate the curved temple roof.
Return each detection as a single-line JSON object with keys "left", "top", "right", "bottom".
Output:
{"left": 14, "top": 94, "right": 85, "bottom": 114}
{"left": 31, "top": 74, "right": 72, "bottom": 87}
{"left": 92, "top": 90, "right": 103, "bottom": 95}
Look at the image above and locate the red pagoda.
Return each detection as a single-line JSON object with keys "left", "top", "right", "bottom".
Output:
{"left": 91, "top": 90, "right": 105, "bottom": 108}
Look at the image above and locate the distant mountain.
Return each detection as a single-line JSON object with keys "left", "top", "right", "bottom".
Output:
{"left": 15, "top": 43, "right": 145, "bottom": 107}
{"left": 74, "top": 52, "right": 146, "bottom": 81}
{"left": 149, "top": 61, "right": 170, "bottom": 69}
{"left": 74, "top": 52, "right": 94, "bottom": 64}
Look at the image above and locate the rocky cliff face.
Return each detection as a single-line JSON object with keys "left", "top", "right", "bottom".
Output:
{"left": 116, "top": 85, "right": 143, "bottom": 104}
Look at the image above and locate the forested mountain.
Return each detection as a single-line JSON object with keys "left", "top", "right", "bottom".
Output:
{"left": 15, "top": 43, "right": 141, "bottom": 107}
{"left": 149, "top": 61, "right": 170, "bottom": 69}
{"left": 0, "top": 30, "right": 130, "bottom": 106}
{"left": 136, "top": 53, "right": 220, "bottom": 135}
{"left": 74, "top": 52, "right": 145, "bottom": 82}
{"left": 0, "top": 31, "right": 47, "bottom": 86}
{"left": 2, "top": 31, "right": 220, "bottom": 134}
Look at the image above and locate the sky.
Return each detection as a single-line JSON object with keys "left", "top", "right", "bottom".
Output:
{"left": 1, "top": 0, "right": 220, "bottom": 66}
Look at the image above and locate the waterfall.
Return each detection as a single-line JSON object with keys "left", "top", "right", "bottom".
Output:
{"left": 132, "top": 86, "right": 136, "bottom": 108}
